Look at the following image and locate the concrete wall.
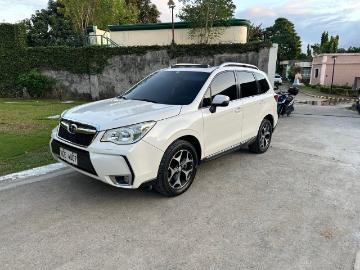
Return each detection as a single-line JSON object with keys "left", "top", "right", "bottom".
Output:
{"left": 43, "top": 45, "right": 278, "bottom": 100}
{"left": 110, "top": 26, "right": 248, "bottom": 46}
{"left": 310, "top": 53, "right": 360, "bottom": 87}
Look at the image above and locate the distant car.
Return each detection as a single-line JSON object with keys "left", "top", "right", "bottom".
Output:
{"left": 50, "top": 62, "right": 278, "bottom": 196}
{"left": 274, "top": 74, "right": 283, "bottom": 85}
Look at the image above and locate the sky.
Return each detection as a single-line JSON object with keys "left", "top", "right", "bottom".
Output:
{"left": 1, "top": 0, "right": 359, "bottom": 51}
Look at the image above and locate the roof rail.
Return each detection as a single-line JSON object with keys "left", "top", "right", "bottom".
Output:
{"left": 171, "top": 63, "right": 211, "bottom": 68}
{"left": 219, "top": 62, "right": 259, "bottom": 70}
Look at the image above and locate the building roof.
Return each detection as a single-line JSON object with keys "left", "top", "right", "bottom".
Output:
{"left": 107, "top": 19, "right": 250, "bottom": 32}
{"left": 313, "top": 53, "right": 360, "bottom": 57}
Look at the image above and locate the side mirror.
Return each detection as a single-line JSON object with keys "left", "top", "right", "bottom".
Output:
{"left": 209, "top": 95, "right": 230, "bottom": 113}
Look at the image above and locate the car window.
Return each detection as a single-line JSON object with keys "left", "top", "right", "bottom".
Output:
{"left": 255, "top": 72, "right": 270, "bottom": 94}
{"left": 202, "top": 71, "right": 237, "bottom": 107}
{"left": 124, "top": 71, "right": 210, "bottom": 105}
{"left": 236, "top": 71, "right": 258, "bottom": 98}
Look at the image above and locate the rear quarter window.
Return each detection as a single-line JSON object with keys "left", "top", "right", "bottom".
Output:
{"left": 255, "top": 72, "right": 270, "bottom": 94}
{"left": 236, "top": 71, "right": 258, "bottom": 98}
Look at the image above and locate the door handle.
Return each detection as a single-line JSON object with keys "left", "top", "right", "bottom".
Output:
{"left": 234, "top": 107, "right": 242, "bottom": 113}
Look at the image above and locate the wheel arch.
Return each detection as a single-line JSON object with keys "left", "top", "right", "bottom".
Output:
{"left": 176, "top": 135, "right": 202, "bottom": 163}
{"left": 264, "top": 114, "right": 275, "bottom": 128}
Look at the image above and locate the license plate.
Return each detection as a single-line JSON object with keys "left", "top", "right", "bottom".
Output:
{"left": 59, "top": 147, "right": 78, "bottom": 166}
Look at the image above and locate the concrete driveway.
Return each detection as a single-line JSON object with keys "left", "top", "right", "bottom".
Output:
{"left": 1, "top": 98, "right": 360, "bottom": 270}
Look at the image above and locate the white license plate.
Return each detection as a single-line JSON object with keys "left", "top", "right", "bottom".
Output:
{"left": 59, "top": 147, "right": 78, "bottom": 166}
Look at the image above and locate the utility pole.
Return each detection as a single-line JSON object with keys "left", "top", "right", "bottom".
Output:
{"left": 168, "top": 0, "right": 176, "bottom": 45}
{"left": 330, "top": 56, "right": 337, "bottom": 94}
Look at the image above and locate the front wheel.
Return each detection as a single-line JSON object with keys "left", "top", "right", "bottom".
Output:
{"left": 154, "top": 140, "right": 198, "bottom": 197}
{"left": 249, "top": 119, "right": 273, "bottom": 154}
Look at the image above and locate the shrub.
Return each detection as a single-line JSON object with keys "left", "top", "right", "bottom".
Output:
{"left": 17, "top": 69, "right": 56, "bottom": 98}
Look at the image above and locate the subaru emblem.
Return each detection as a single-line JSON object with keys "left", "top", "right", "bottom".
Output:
{"left": 68, "top": 124, "right": 78, "bottom": 134}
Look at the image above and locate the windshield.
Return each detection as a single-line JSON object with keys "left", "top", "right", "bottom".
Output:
{"left": 123, "top": 71, "right": 210, "bottom": 105}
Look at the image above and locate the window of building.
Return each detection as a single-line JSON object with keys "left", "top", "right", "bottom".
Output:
{"left": 254, "top": 72, "right": 270, "bottom": 94}
{"left": 315, "top": 69, "right": 319, "bottom": 78}
{"left": 237, "top": 71, "right": 258, "bottom": 98}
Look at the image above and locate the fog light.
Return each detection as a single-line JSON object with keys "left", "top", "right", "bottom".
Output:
{"left": 114, "top": 175, "right": 132, "bottom": 185}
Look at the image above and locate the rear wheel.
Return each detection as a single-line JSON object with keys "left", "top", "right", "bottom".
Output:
{"left": 154, "top": 140, "right": 198, "bottom": 197}
{"left": 249, "top": 119, "right": 273, "bottom": 154}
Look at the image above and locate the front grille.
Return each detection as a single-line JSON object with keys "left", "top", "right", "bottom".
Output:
{"left": 58, "top": 119, "right": 97, "bottom": 147}
{"left": 51, "top": 140, "right": 97, "bottom": 176}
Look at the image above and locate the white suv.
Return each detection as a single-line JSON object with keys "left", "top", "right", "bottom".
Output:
{"left": 50, "top": 63, "right": 278, "bottom": 196}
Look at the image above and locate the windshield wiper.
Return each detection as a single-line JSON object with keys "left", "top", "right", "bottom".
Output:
{"left": 117, "top": 96, "right": 127, "bottom": 100}
{"left": 132, "top": 98, "right": 159, "bottom": 104}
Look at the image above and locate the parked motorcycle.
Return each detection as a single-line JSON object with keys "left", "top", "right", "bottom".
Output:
{"left": 277, "top": 87, "right": 299, "bottom": 116}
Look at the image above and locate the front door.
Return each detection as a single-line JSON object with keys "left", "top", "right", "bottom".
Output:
{"left": 201, "top": 71, "right": 243, "bottom": 157}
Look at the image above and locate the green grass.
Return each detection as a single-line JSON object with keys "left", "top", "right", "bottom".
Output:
{"left": 0, "top": 98, "right": 86, "bottom": 176}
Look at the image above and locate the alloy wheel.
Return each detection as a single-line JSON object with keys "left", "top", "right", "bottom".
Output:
{"left": 259, "top": 122, "right": 272, "bottom": 151}
{"left": 167, "top": 149, "right": 194, "bottom": 190}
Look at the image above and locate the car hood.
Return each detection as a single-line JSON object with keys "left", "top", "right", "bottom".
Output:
{"left": 62, "top": 98, "right": 182, "bottom": 131}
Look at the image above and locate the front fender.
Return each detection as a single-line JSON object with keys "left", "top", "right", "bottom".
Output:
{"left": 143, "top": 110, "right": 204, "bottom": 158}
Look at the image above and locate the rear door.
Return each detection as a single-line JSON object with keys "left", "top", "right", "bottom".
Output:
{"left": 201, "top": 71, "right": 243, "bottom": 156}
{"left": 235, "top": 71, "right": 262, "bottom": 141}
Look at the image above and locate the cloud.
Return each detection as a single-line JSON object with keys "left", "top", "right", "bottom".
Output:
{"left": 151, "top": 0, "right": 183, "bottom": 22}
{"left": 0, "top": 0, "right": 48, "bottom": 23}
{"left": 246, "top": 6, "right": 277, "bottom": 17}
{"left": 236, "top": 0, "right": 360, "bottom": 50}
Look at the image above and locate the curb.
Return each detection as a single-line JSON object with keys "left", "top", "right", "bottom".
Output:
{"left": 355, "top": 250, "right": 360, "bottom": 270}
{"left": 300, "top": 91, "right": 357, "bottom": 102}
{"left": 0, "top": 163, "right": 66, "bottom": 183}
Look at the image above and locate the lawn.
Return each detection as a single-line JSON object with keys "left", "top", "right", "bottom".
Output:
{"left": 0, "top": 99, "right": 86, "bottom": 176}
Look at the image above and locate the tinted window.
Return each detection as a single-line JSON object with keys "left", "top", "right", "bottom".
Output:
{"left": 124, "top": 71, "right": 210, "bottom": 105}
{"left": 237, "top": 71, "right": 258, "bottom": 98}
{"left": 202, "top": 71, "right": 237, "bottom": 107}
{"left": 255, "top": 72, "right": 270, "bottom": 94}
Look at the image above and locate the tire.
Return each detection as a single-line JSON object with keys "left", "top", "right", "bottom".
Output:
{"left": 154, "top": 140, "right": 198, "bottom": 197}
{"left": 249, "top": 119, "right": 273, "bottom": 154}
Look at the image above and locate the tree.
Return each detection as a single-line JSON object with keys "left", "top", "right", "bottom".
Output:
{"left": 93, "top": 0, "right": 138, "bottom": 28}
{"left": 311, "top": 31, "right": 339, "bottom": 54}
{"left": 347, "top": 46, "right": 360, "bottom": 53}
{"left": 126, "top": 0, "right": 160, "bottom": 23}
{"left": 59, "top": 0, "right": 139, "bottom": 36}
{"left": 59, "top": 0, "right": 99, "bottom": 36}
{"left": 265, "top": 18, "right": 302, "bottom": 61}
{"left": 24, "top": 0, "right": 80, "bottom": 47}
{"left": 179, "top": 0, "right": 236, "bottom": 44}
{"left": 248, "top": 23, "right": 264, "bottom": 42}
{"left": 307, "top": 44, "right": 312, "bottom": 58}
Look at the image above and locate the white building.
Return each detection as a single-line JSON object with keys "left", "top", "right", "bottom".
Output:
{"left": 87, "top": 19, "right": 250, "bottom": 47}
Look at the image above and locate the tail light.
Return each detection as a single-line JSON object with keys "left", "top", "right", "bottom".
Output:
{"left": 274, "top": 94, "right": 279, "bottom": 102}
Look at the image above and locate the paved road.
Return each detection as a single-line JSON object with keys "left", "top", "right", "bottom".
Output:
{"left": 1, "top": 100, "right": 360, "bottom": 270}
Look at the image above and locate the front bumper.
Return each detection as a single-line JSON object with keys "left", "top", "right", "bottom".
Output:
{"left": 50, "top": 128, "right": 164, "bottom": 189}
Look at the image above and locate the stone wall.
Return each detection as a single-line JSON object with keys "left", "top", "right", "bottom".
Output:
{"left": 43, "top": 44, "right": 278, "bottom": 100}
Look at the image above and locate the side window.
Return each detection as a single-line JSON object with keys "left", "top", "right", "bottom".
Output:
{"left": 210, "top": 71, "right": 237, "bottom": 101}
{"left": 255, "top": 72, "right": 270, "bottom": 94}
{"left": 202, "top": 88, "right": 212, "bottom": 107}
{"left": 237, "top": 71, "right": 258, "bottom": 98}
{"left": 202, "top": 71, "right": 237, "bottom": 107}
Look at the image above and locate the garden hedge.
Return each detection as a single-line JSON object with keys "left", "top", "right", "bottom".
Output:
{"left": 0, "top": 23, "right": 26, "bottom": 48}
{"left": 0, "top": 41, "right": 272, "bottom": 97}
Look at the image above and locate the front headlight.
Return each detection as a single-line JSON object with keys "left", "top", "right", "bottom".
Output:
{"left": 101, "top": 121, "right": 156, "bottom": 145}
